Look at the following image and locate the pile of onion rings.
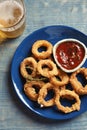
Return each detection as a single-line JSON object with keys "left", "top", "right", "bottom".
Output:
{"left": 20, "top": 40, "right": 87, "bottom": 114}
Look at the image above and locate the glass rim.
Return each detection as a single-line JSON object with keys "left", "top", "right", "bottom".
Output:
{"left": 0, "top": 0, "right": 26, "bottom": 30}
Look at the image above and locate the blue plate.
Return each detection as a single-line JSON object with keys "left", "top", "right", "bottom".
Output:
{"left": 11, "top": 25, "right": 87, "bottom": 120}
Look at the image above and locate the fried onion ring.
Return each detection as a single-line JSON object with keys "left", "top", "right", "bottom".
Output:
{"left": 24, "top": 81, "right": 45, "bottom": 101}
{"left": 37, "top": 59, "right": 58, "bottom": 78}
{"left": 32, "top": 40, "right": 53, "bottom": 60}
{"left": 20, "top": 57, "right": 37, "bottom": 79}
{"left": 55, "top": 90, "right": 81, "bottom": 113}
{"left": 50, "top": 69, "right": 69, "bottom": 86}
{"left": 38, "top": 83, "right": 56, "bottom": 107}
{"left": 70, "top": 68, "right": 87, "bottom": 95}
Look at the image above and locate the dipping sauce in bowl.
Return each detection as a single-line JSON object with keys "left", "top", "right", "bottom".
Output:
{"left": 53, "top": 39, "right": 87, "bottom": 73}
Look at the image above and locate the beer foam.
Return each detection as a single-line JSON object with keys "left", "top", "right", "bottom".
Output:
{"left": 0, "top": 0, "right": 24, "bottom": 27}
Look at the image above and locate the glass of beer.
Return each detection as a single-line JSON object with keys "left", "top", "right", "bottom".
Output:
{"left": 0, "top": 0, "right": 25, "bottom": 42}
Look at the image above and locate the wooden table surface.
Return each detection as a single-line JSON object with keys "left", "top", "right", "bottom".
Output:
{"left": 0, "top": 0, "right": 87, "bottom": 129}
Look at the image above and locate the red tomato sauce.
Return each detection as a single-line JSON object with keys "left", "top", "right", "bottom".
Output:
{"left": 56, "top": 41, "right": 85, "bottom": 70}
